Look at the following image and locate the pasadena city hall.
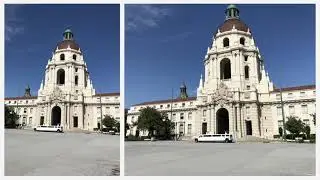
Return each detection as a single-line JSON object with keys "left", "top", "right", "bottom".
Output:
{"left": 126, "top": 5, "right": 316, "bottom": 139}
{"left": 5, "top": 29, "right": 120, "bottom": 131}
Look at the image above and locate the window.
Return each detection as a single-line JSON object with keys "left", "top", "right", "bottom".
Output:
{"left": 182, "top": 103, "right": 185, "bottom": 107}
{"left": 303, "top": 119, "right": 310, "bottom": 126}
{"left": 75, "top": 68, "right": 78, "bottom": 72}
{"left": 203, "top": 110, "right": 206, "bottom": 117}
{"left": 75, "top": 76, "right": 78, "bottom": 86}
{"left": 106, "top": 106, "right": 110, "bottom": 111}
{"left": 190, "top": 102, "right": 193, "bottom": 105}
{"left": 220, "top": 59, "right": 231, "bottom": 79}
{"left": 276, "top": 94, "right": 281, "bottom": 100}
{"left": 244, "top": 55, "right": 248, "bottom": 61}
{"left": 187, "top": 124, "right": 192, "bottom": 135}
{"left": 246, "top": 85, "right": 250, "bottom": 90}
{"left": 14, "top": 101, "right": 16, "bottom": 104}
{"left": 245, "top": 66, "right": 249, "bottom": 79}
{"left": 96, "top": 98, "right": 100, "bottom": 102}
{"left": 179, "top": 124, "right": 184, "bottom": 134}
{"left": 160, "top": 105, "right": 163, "bottom": 109}
{"left": 73, "top": 54, "right": 77, "bottom": 60}
{"left": 301, "top": 105, "right": 308, "bottom": 114}
{"left": 30, "top": 108, "right": 33, "bottom": 114}
{"left": 57, "top": 69, "right": 65, "bottom": 85}
{"left": 9, "top": 101, "right": 11, "bottom": 104}
{"left": 188, "top": 112, "right": 192, "bottom": 120}
{"left": 60, "top": 54, "right": 65, "bottom": 60}
{"left": 42, "top": 107, "right": 44, "bottom": 112}
{"left": 24, "top": 108, "right": 27, "bottom": 113}
{"left": 300, "top": 92, "right": 306, "bottom": 97}
{"left": 313, "top": 91, "right": 316, "bottom": 96}
{"left": 180, "top": 113, "right": 184, "bottom": 120}
{"left": 223, "top": 38, "right": 229, "bottom": 47}
{"left": 172, "top": 113, "right": 176, "bottom": 121}
{"left": 288, "top": 93, "right": 293, "bottom": 99}
{"left": 22, "top": 117, "right": 26, "bottom": 125}
{"left": 28, "top": 117, "right": 32, "bottom": 125}
{"left": 289, "top": 106, "right": 295, "bottom": 114}
{"left": 26, "top": 100, "right": 29, "bottom": 104}
{"left": 174, "top": 104, "right": 177, "bottom": 107}
{"left": 76, "top": 90, "right": 78, "bottom": 94}
{"left": 278, "top": 120, "right": 284, "bottom": 128}
{"left": 240, "top": 37, "right": 245, "bottom": 45}
{"left": 167, "top": 104, "right": 170, "bottom": 108}
{"left": 277, "top": 107, "right": 282, "bottom": 116}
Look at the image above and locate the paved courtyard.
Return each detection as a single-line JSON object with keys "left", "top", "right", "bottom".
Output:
{"left": 125, "top": 141, "right": 315, "bottom": 176}
{"left": 5, "top": 129, "right": 120, "bottom": 176}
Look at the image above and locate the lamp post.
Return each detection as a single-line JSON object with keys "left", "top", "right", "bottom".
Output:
{"left": 99, "top": 93, "right": 103, "bottom": 132}
{"left": 280, "top": 88, "right": 286, "bottom": 140}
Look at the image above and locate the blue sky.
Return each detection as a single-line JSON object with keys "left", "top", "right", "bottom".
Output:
{"left": 125, "top": 4, "right": 315, "bottom": 107}
{"left": 5, "top": 4, "right": 120, "bottom": 97}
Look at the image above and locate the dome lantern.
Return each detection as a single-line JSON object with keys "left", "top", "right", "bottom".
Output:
{"left": 225, "top": 4, "right": 240, "bottom": 20}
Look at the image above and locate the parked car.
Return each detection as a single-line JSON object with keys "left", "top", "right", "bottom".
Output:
{"left": 194, "top": 133, "right": 233, "bottom": 143}
{"left": 34, "top": 125, "right": 63, "bottom": 133}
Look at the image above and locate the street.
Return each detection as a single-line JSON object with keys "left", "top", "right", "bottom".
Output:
{"left": 125, "top": 141, "right": 315, "bottom": 176}
{"left": 5, "top": 129, "right": 120, "bottom": 176}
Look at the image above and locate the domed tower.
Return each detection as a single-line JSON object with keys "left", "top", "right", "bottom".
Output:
{"left": 38, "top": 28, "right": 95, "bottom": 97}
{"left": 198, "top": 4, "right": 273, "bottom": 97}
{"left": 179, "top": 82, "right": 188, "bottom": 99}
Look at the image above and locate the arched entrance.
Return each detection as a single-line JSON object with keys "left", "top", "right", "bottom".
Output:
{"left": 216, "top": 108, "right": 229, "bottom": 134}
{"left": 51, "top": 106, "right": 61, "bottom": 125}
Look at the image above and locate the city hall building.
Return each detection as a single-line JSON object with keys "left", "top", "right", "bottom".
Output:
{"left": 126, "top": 5, "right": 316, "bottom": 139}
{"left": 5, "top": 29, "right": 120, "bottom": 131}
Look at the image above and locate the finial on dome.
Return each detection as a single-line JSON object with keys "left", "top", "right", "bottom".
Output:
{"left": 225, "top": 4, "right": 240, "bottom": 20}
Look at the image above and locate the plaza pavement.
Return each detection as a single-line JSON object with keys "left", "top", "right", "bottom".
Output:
{"left": 125, "top": 140, "right": 315, "bottom": 176}
{"left": 5, "top": 129, "right": 120, "bottom": 176}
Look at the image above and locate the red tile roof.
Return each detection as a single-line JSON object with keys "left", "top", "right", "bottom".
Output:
{"left": 5, "top": 96, "right": 38, "bottom": 100}
{"left": 93, "top": 92, "right": 120, "bottom": 97}
{"left": 273, "top": 85, "right": 315, "bottom": 92}
{"left": 133, "top": 97, "right": 197, "bottom": 106}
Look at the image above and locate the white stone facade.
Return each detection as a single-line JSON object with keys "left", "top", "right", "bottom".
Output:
{"left": 5, "top": 29, "right": 120, "bottom": 131}
{"left": 126, "top": 5, "right": 316, "bottom": 139}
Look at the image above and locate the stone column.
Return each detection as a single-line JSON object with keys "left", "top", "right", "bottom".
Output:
{"left": 213, "top": 104, "right": 216, "bottom": 134}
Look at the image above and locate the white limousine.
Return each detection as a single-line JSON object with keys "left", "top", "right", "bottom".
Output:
{"left": 194, "top": 133, "right": 234, "bottom": 143}
{"left": 34, "top": 125, "right": 64, "bottom": 133}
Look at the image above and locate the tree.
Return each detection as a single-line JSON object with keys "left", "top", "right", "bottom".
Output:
{"left": 158, "top": 113, "right": 175, "bottom": 140}
{"left": 278, "top": 127, "right": 283, "bottom": 137}
{"left": 285, "top": 116, "right": 305, "bottom": 139}
{"left": 135, "top": 107, "right": 164, "bottom": 138}
{"left": 102, "top": 115, "right": 117, "bottom": 131}
{"left": 310, "top": 113, "right": 316, "bottom": 126}
{"left": 304, "top": 125, "right": 311, "bottom": 139}
{"left": 5, "top": 106, "right": 19, "bottom": 128}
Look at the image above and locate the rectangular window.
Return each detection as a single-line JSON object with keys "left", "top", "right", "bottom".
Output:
{"left": 180, "top": 113, "right": 184, "bottom": 120}
{"left": 188, "top": 112, "right": 192, "bottom": 120}
{"left": 75, "top": 76, "right": 78, "bottom": 86}
{"left": 182, "top": 103, "right": 185, "bottom": 107}
{"left": 24, "top": 108, "right": 27, "bottom": 113}
{"left": 187, "top": 124, "right": 192, "bottom": 135}
{"left": 246, "top": 85, "right": 250, "bottom": 90}
{"left": 203, "top": 110, "right": 206, "bottom": 117}
{"left": 174, "top": 104, "right": 177, "bottom": 108}
{"left": 303, "top": 119, "right": 310, "bottom": 126}
{"left": 160, "top": 105, "right": 163, "bottom": 109}
{"left": 277, "top": 107, "right": 282, "bottom": 116}
{"left": 30, "top": 108, "right": 33, "bottom": 113}
{"left": 26, "top": 100, "right": 28, "bottom": 104}
{"left": 288, "top": 93, "right": 293, "bottom": 99}
{"left": 289, "top": 106, "right": 295, "bottom": 114}
{"left": 278, "top": 120, "right": 284, "bottom": 128}
{"left": 29, "top": 117, "right": 32, "bottom": 125}
{"left": 301, "top": 105, "right": 308, "bottom": 114}
{"left": 244, "top": 55, "right": 248, "bottom": 61}
{"left": 300, "top": 92, "right": 306, "bottom": 97}
{"left": 167, "top": 104, "right": 170, "bottom": 108}
{"left": 172, "top": 113, "right": 176, "bottom": 121}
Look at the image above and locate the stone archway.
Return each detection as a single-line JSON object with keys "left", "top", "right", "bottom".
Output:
{"left": 51, "top": 106, "right": 61, "bottom": 125}
{"left": 216, "top": 108, "right": 229, "bottom": 134}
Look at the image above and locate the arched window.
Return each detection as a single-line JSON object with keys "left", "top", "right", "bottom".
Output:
{"left": 223, "top": 38, "right": 229, "bottom": 47}
{"left": 75, "top": 76, "right": 78, "bottom": 86}
{"left": 73, "top": 54, "right": 77, "bottom": 60}
{"left": 245, "top": 66, "right": 249, "bottom": 79}
{"left": 240, "top": 37, "right": 245, "bottom": 45}
{"left": 60, "top": 54, "right": 65, "bottom": 60}
{"left": 57, "top": 69, "right": 65, "bottom": 85}
{"left": 220, "top": 59, "right": 231, "bottom": 80}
